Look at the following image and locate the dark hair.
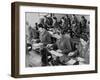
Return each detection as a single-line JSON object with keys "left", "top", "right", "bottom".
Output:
{"left": 50, "top": 13, "right": 53, "bottom": 17}
{"left": 66, "top": 14, "right": 69, "bottom": 17}
{"left": 35, "top": 23, "right": 38, "bottom": 30}
{"left": 73, "top": 14, "right": 75, "bottom": 16}
{"left": 61, "top": 17, "right": 65, "bottom": 19}
{"left": 38, "top": 24, "right": 44, "bottom": 28}
{"left": 88, "top": 21, "right": 90, "bottom": 24}
{"left": 61, "top": 17, "right": 66, "bottom": 22}
{"left": 38, "top": 23, "right": 48, "bottom": 30}
{"left": 44, "top": 15, "right": 47, "bottom": 17}
{"left": 81, "top": 16, "right": 85, "bottom": 19}
{"left": 35, "top": 22, "right": 38, "bottom": 25}
{"left": 53, "top": 17, "right": 57, "bottom": 20}
{"left": 81, "top": 33, "right": 88, "bottom": 42}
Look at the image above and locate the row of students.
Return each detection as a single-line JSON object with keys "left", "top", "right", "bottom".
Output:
{"left": 26, "top": 14, "right": 90, "bottom": 66}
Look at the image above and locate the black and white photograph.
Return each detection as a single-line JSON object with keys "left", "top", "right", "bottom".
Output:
{"left": 11, "top": 2, "right": 97, "bottom": 77}
{"left": 25, "top": 13, "right": 90, "bottom": 67}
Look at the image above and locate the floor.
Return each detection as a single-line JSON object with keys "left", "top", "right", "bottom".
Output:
{"left": 26, "top": 50, "right": 42, "bottom": 67}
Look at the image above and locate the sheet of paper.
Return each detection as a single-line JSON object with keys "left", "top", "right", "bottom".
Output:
{"left": 66, "top": 59, "right": 76, "bottom": 65}
{"left": 49, "top": 50, "right": 63, "bottom": 57}
{"left": 76, "top": 57, "right": 85, "bottom": 62}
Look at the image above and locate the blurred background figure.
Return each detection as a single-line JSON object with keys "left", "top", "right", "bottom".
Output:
{"left": 35, "top": 22, "right": 39, "bottom": 30}
{"left": 80, "top": 16, "right": 87, "bottom": 34}
{"left": 77, "top": 38, "right": 90, "bottom": 64}
{"left": 38, "top": 24, "right": 52, "bottom": 46}
{"left": 60, "top": 17, "right": 68, "bottom": 33}
{"left": 52, "top": 17, "right": 61, "bottom": 33}
{"left": 86, "top": 21, "right": 90, "bottom": 38}
{"left": 71, "top": 14, "right": 79, "bottom": 38}
{"left": 65, "top": 14, "right": 71, "bottom": 29}
{"left": 44, "top": 13, "right": 53, "bottom": 29}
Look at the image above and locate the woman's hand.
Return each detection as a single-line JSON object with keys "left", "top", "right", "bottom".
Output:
{"left": 56, "top": 49, "right": 62, "bottom": 53}
{"left": 68, "top": 52, "right": 75, "bottom": 56}
{"left": 47, "top": 44, "right": 53, "bottom": 48}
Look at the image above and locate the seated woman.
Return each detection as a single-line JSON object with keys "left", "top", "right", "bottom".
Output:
{"left": 47, "top": 30, "right": 79, "bottom": 65}
{"left": 51, "top": 31, "right": 73, "bottom": 54}
{"left": 38, "top": 23, "right": 52, "bottom": 46}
